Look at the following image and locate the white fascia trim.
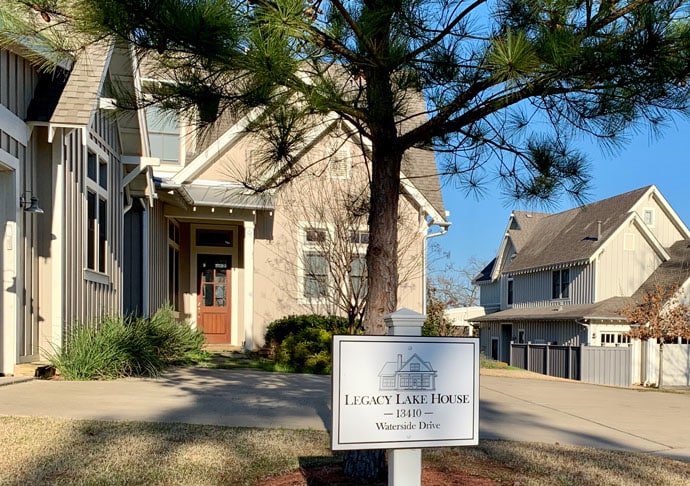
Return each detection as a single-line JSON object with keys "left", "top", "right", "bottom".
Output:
{"left": 399, "top": 176, "right": 444, "bottom": 224}
{"left": 121, "top": 155, "right": 161, "bottom": 166}
{"left": 131, "top": 46, "right": 151, "bottom": 157}
{"left": 0, "top": 148, "right": 19, "bottom": 171}
{"left": 491, "top": 233, "right": 513, "bottom": 281}
{"left": 590, "top": 211, "right": 670, "bottom": 264}
{"left": 339, "top": 118, "right": 447, "bottom": 226}
{"left": 0, "top": 104, "right": 30, "bottom": 145}
{"left": 649, "top": 186, "right": 690, "bottom": 239}
{"left": 171, "top": 106, "right": 266, "bottom": 184}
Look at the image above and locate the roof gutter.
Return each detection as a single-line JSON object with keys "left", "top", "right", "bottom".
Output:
{"left": 426, "top": 220, "right": 451, "bottom": 239}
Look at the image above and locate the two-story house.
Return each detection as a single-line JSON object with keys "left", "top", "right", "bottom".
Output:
{"left": 473, "top": 186, "right": 690, "bottom": 363}
{"left": 0, "top": 27, "right": 448, "bottom": 375}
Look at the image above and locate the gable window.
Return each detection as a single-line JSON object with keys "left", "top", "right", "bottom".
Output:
{"left": 643, "top": 208, "right": 654, "bottom": 226}
{"left": 86, "top": 150, "right": 108, "bottom": 273}
{"left": 410, "top": 362, "right": 420, "bottom": 372}
{"left": 328, "top": 146, "right": 351, "bottom": 179}
{"left": 552, "top": 269, "right": 570, "bottom": 299}
{"left": 507, "top": 278, "right": 514, "bottom": 305}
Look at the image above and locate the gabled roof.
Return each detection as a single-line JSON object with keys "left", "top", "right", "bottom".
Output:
{"left": 503, "top": 186, "right": 653, "bottom": 274}
{"left": 49, "top": 41, "right": 113, "bottom": 127}
{"left": 473, "top": 258, "right": 496, "bottom": 284}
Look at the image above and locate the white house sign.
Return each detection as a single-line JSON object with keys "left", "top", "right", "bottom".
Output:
{"left": 331, "top": 335, "right": 479, "bottom": 450}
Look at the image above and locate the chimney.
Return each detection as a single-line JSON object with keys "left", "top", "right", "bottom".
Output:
{"left": 398, "top": 354, "right": 403, "bottom": 370}
{"left": 597, "top": 220, "right": 602, "bottom": 241}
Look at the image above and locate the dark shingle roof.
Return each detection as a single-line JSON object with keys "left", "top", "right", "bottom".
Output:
{"left": 474, "top": 258, "right": 496, "bottom": 283}
{"left": 398, "top": 94, "right": 446, "bottom": 219}
{"left": 472, "top": 297, "right": 632, "bottom": 322}
{"left": 504, "top": 186, "right": 652, "bottom": 273}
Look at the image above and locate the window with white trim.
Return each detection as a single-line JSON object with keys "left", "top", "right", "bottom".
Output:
{"left": 601, "top": 333, "right": 631, "bottom": 346}
{"left": 145, "top": 104, "right": 180, "bottom": 164}
{"left": 302, "top": 227, "right": 329, "bottom": 300}
{"left": 86, "top": 150, "right": 108, "bottom": 273}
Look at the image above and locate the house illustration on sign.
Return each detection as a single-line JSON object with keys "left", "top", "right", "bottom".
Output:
{"left": 379, "top": 354, "right": 437, "bottom": 391}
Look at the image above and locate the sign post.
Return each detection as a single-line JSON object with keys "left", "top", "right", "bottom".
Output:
{"left": 331, "top": 308, "right": 479, "bottom": 486}
{"left": 385, "top": 309, "right": 423, "bottom": 486}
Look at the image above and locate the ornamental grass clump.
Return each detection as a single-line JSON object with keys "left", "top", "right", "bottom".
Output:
{"left": 48, "top": 307, "right": 205, "bottom": 380}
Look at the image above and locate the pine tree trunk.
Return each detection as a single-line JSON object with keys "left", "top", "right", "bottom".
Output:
{"left": 342, "top": 449, "right": 387, "bottom": 481}
{"left": 342, "top": 53, "right": 402, "bottom": 481}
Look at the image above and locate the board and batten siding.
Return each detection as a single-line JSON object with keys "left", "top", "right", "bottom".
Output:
{"left": 61, "top": 114, "right": 124, "bottom": 335}
{"left": 596, "top": 222, "right": 661, "bottom": 300}
{"left": 479, "top": 281, "right": 500, "bottom": 308}
{"left": 508, "top": 263, "right": 594, "bottom": 308}
{"left": 146, "top": 200, "right": 169, "bottom": 314}
{"left": 1, "top": 47, "right": 40, "bottom": 363}
{"left": 633, "top": 192, "right": 687, "bottom": 248}
{"left": 480, "top": 320, "right": 585, "bottom": 356}
{"left": 0, "top": 48, "right": 37, "bottom": 120}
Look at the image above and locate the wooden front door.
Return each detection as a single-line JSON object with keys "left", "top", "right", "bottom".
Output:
{"left": 197, "top": 254, "right": 231, "bottom": 343}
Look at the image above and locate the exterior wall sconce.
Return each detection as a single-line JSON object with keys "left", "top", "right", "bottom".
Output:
{"left": 20, "top": 193, "right": 44, "bottom": 214}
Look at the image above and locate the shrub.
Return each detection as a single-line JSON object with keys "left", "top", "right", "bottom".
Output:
{"left": 264, "top": 314, "right": 350, "bottom": 348}
{"left": 264, "top": 314, "right": 349, "bottom": 374}
{"left": 48, "top": 307, "right": 206, "bottom": 380}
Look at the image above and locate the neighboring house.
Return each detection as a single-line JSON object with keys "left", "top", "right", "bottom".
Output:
{"left": 0, "top": 33, "right": 448, "bottom": 375}
{"left": 379, "top": 353, "right": 437, "bottom": 391}
{"left": 472, "top": 186, "right": 690, "bottom": 364}
{"left": 445, "top": 306, "right": 485, "bottom": 335}
{"left": 1, "top": 38, "right": 142, "bottom": 375}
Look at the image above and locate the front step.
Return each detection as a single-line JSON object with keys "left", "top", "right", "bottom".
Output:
{"left": 203, "top": 344, "right": 243, "bottom": 353}
{"left": 13, "top": 362, "right": 55, "bottom": 379}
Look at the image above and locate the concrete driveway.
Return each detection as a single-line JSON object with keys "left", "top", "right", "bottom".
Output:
{"left": 0, "top": 368, "right": 688, "bottom": 461}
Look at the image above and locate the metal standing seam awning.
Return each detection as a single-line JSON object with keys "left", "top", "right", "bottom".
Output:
{"left": 167, "top": 183, "right": 275, "bottom": 211}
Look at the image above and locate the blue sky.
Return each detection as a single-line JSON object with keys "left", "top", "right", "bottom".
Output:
{"left": 435, "top": 119, "right": 690, "bottom": 269}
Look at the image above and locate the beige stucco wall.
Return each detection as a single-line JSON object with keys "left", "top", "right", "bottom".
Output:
{"left": 160, "top": 121, "right": 431, "bottom": 349}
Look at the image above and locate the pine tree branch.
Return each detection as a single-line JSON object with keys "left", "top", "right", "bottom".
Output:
{"left": 399, "top": 0, "right": 487, "bottom": 66}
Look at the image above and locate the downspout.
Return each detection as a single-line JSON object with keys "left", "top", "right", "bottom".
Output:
{"left": 422, "top": 219, "right": 451, "bottom": 316}
{"left": 577, "top": 319, "right": 590, "bottom": 345}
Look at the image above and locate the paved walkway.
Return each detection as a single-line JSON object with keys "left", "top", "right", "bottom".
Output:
{"left": 0, "top": 368, "right": 688, "bottom": 461}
